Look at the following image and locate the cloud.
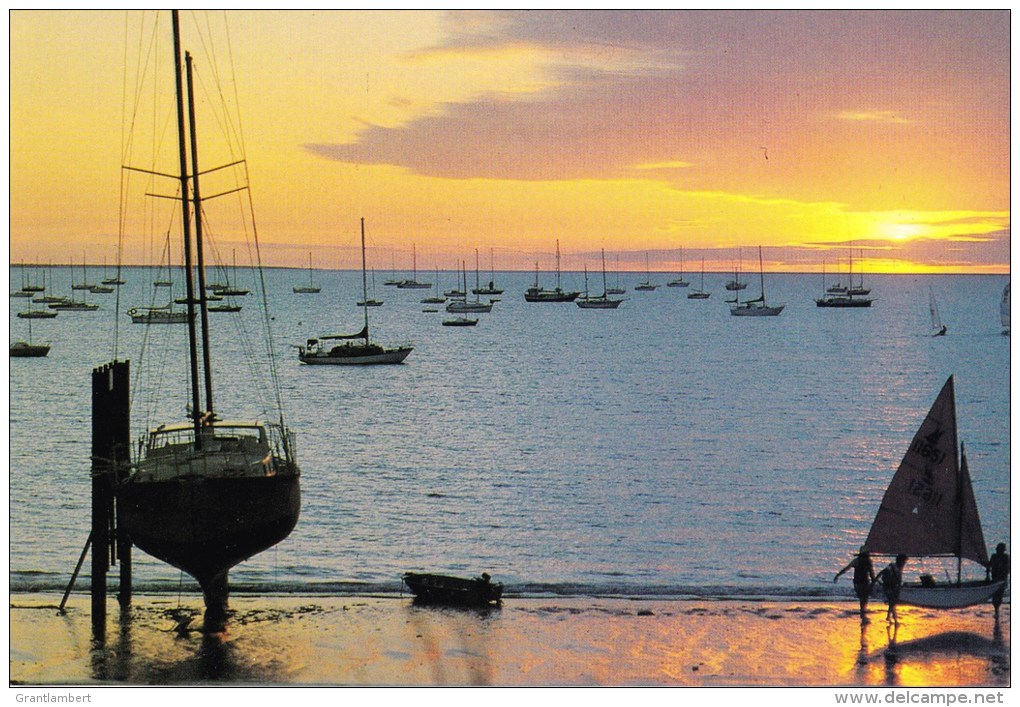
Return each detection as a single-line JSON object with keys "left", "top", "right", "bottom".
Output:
{"left": 629, "top": 161, "right": 694, "bottom": 171}
{"left": 835, "top": 110, "right": 912, "bottom": 124}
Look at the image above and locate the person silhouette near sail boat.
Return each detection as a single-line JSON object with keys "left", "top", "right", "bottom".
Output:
{"left": 835, "top": 546, "right": 877, "bottom": 622}
{"left": 877, "top": 554, "right": 908, "bottom": 625}
{"left": 986, "top": 543, "right": 1010, "bottom": 617}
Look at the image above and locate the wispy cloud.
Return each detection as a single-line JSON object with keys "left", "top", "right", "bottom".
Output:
{"left": 835, "top": 110, "right": 912, "bottom": 124}
{"left": 630, "top": 161, "right": 694, "bottom": 171}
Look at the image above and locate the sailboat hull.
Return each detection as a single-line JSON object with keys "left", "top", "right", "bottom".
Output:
{"left": 730, "top": 304, "right": 785, "bottom": 316}
{"left": 299, "top": 344, "right": 413, "bottom": 365}
{"left": 872, "top": 580, "right": 1006, "bottom": 609}
{"left": 118, "top": 474, "right": 300, "bottom": 585}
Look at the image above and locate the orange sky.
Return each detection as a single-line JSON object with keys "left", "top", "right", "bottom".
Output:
{"left": 8, "top": 10, "right": 1011, "bottom": 274}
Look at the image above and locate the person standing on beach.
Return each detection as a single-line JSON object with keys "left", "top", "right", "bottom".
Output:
{"left": 986, "top": 542, "right": 1010, "bottom": 617}
{"left": 876, "top": 554, "right": 907, "bottom": 625}
{"left": 835, "top": 546, "right": 877, "bottom": 622}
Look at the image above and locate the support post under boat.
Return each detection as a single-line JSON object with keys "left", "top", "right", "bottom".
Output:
{"left": 89, "top": 360, "right": 131, "bottom": 639}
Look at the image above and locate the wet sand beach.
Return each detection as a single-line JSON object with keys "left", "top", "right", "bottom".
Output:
{"left": 9, "top": 594, "right": 1009, "bottom": 686}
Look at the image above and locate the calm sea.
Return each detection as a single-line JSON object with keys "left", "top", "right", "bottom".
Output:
{"left": 8, "top": 267, "right": 1011, "bottom": 600}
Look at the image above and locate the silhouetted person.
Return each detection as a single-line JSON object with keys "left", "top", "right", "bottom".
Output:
{"left": 986, "top": 542, "right": 1010, "bottom": 617}
{"left": 835, "top": 546, "right": 877, "bottom": 622}
{"left": 877, "top": 554, "right": 907, "bottom": 625}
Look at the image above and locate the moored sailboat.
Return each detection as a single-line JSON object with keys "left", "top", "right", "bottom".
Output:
{"left": 577, "top": 249, "right": 625, "bottom": 309}
{"left": 861, "top": 376, "right": 1004, "bottom": 609}
{"left": 299, "top": 218, "right": 412, "bottom": 365}
{"left": 293, "top": 252, "right": 322, "bottom": 293}
{"left": 730, "top": 246, "right": 784, "bottom": 316}
{"left": 524, "top": 240, "right": 579, "bottom": 302}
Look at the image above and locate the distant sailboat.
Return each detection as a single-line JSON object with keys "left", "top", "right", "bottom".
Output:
{"left": 298, "top": 217, "right": 412, "bottom": 365}
{"left": 816, "top": 251, "right": 872, "bottom": 308}
{"left": 725, "top": 248, "right": 747, "bottom": 291}
{"left": 634, "top": 252, "right": 657, "bottom": 291}
{"left": 687, "top": 259, "right": 710, "bottom": 300}
{"left": 447, "top": 257, "right": 493, "bottom": 313}
{"left": 397, "top": 243, "right": 431, "bottom": 289}
{"left": 293, "top": 252, "right": 321, "bottom": 293}
{"left": 577, "top": 249, "right": 625, "bottom": 309}
{"left": 421, "top": 268, "right": 446, "bottom": 305}
{"left": 472, "top": 248, "right": 504, "bottom": 295}
{"left": 730, "top": 246, "right": 784, "bottom": 316}
{"left": 525, "top": 240, "right": 579, "bottom": 302}
{"left": 929, "top": 286, "right": 947, "bottom": 336}
{"left": 667, "top": 246, "right": 690, "bottom": 287}
{"left": 10, "top": 316, "right": 49, "bottom": 357}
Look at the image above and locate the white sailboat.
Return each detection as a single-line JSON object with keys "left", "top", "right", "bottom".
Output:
{"left": 929, "top": 285, "right": 947, "bottom": 336}
{"left": 862, "top": 376, "right": 1004, "bottom": 609}
{"left": 725, "top": 248, "right": 747, "bottom": 291}
{"left": 730, "top": 246, "right": 784, "bottom": 316}
{"left": 293, "top": 252, "right": 321, "bottom": 293}
{"left": 299, "top": 218, "right": 412, "bottom": 365}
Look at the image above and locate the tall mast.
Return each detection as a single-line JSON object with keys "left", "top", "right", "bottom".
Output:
{"left": 360, "top": 218, "right": 370, "bottom": 342}
{"left": 186, "top": 50, "right": 214, "bottom": 419}
{"left": 758, "top": 246, "right": 765, "bottom": 300}
{"left": 556, "top": 240, "right": 562, "bottom": 290}
{"left": 601, "top": 248, "right": 608, "bottom": 296}
{"left": 171, "top": 10, "right": 203, "bottom": 444}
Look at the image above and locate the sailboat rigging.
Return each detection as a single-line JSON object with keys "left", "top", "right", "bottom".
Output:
{"left": 299, "top": 218, "right": 412, "bottom": 365}
{"left": 115, "top": 11, "right": 301, "bottom": 630}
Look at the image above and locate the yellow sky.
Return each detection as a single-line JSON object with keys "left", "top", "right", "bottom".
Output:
{"left": 8, "top": 10, "right": 1011, "bottom": 273}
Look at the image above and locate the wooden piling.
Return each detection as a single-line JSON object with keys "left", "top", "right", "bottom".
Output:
{"left": 91, "top": 360, "right": 130, "bottom": 639}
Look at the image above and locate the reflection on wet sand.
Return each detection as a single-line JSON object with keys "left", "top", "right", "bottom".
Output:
{"left": 10, "top": 596, "right": 1010, "bottom": 686}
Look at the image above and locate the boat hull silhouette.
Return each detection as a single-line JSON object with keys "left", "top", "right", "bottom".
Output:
{"left": 119, "top": 473, "right": 300, "bottom": 585}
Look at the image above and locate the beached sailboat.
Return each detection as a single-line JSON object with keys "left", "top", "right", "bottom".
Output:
{"left": 293, "top": 252, "right": 321, "bottom": 293}
{"left": 862, "top": 376, "right": 1004, "bottom": 609}
{"left": 577, "top": 249, "right": 625, "bottom": 309}
{"left": 929, "top": 286, "right": 947, "bottom": 336}
{"left": 116, "top": 11, "right": 301, "bottom": 628}
{"left": 730, "top": 246, "right": 784, "bottom": 316}
{"left": 525, "top": 240, "right": 579, "bottom": 302}
{"left": 402, "top": 572, "right": 503, "bottom": 606}
{"left": 687, "top": 259, "right": 710, "bottom": 299}
{"left": 299, "top": 218, "right": 412, "bottom": 365}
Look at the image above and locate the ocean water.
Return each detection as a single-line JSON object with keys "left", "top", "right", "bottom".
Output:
{"left": 8, "top": 267, "right": 1011, "bottom": 600}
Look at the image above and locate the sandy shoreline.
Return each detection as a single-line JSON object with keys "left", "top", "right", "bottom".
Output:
{"left": 8, "top": 593, "right": 1009, "bottom": 686}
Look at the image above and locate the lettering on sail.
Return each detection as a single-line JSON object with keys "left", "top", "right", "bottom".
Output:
{"left": 906, "top": 429, "right": 946, "bottom": 509}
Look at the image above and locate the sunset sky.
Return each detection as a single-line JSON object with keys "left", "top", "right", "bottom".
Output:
{"left": 8, "top": 10, "right": 1011, "bottom": 274}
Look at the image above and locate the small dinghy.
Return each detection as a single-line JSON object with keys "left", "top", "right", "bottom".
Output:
{"left": 402, "top": 572, "right": 503, "bottom": 606}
